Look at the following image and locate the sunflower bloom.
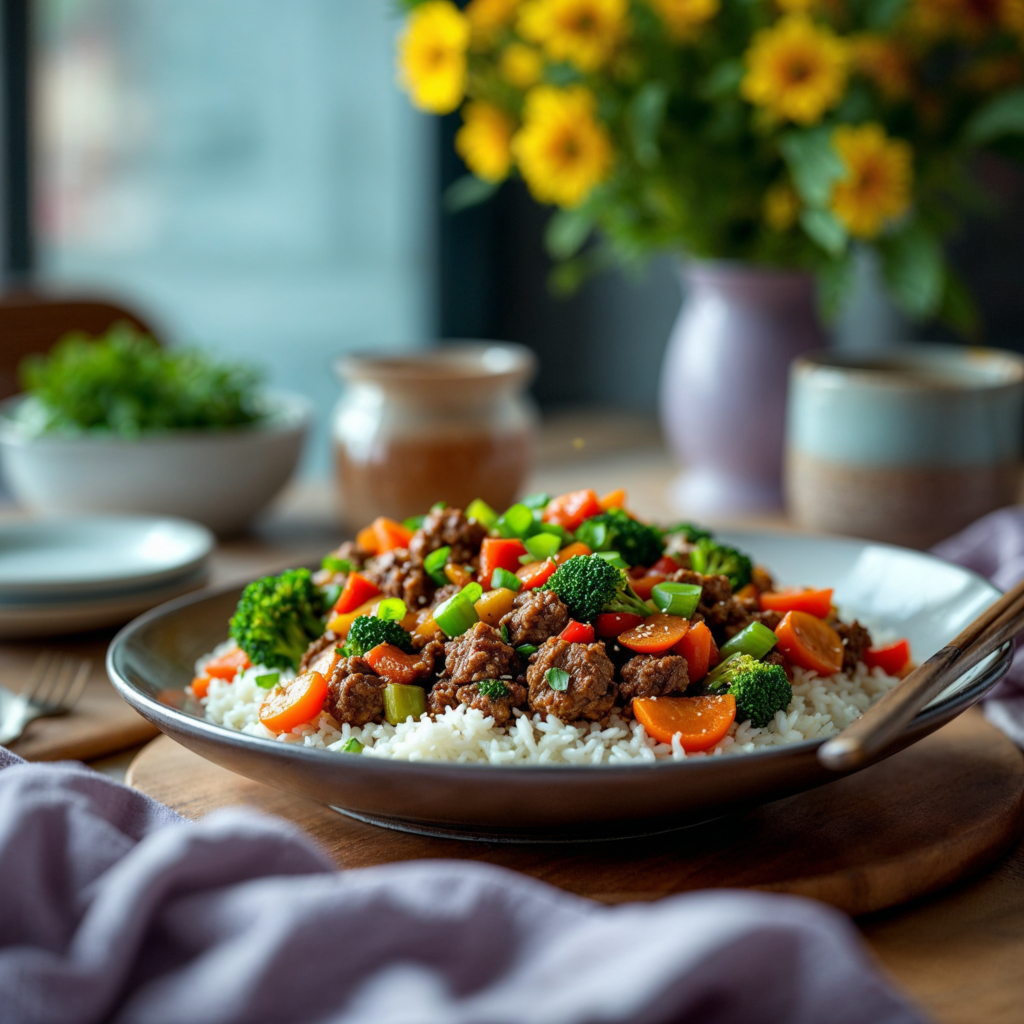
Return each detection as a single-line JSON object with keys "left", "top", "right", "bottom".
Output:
{"left": 830, "top": 124, "right": 912, "bottom": 238}
{"left": 741, "top": 15, "right": 847, "bottom": 126}
{"left": 647, "top": 0, "right": 719, "bottom": 41}
{"left": 466, "top": 0, "right": 520, "bottom": 46}
{"left": 398, "top": 1, "right": 470, "bottom": 114}
{"left": 849, "top": 35, "right": 912, "bottom": 101}
{"left": 501, "top": 43, "right": 545, "bottom": 88}
{"left": 513, "top": 86, "right": 613, "bottom": 207}
{"left": 456, "top": 103, "right": 516, "bottom": 182}
{"left": 518, "top": 0, "right": 628, "bottom": 72}
{"left": 764, "top": 182, "right": 800, "bottom": 231}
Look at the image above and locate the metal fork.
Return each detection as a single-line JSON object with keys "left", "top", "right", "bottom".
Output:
{"left": 0, "top": 654, "right": 92, "bottom": 747}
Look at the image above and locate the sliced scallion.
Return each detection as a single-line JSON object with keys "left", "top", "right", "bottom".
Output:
{"left": 521, "top": 492, "right": 550, "bottom": 510}
{"left": 376, "top": 597, "right": 407, "bottom": 621}
{"left": 491, "top": 567, "right": 522, "bottom": 592}
{"left": 430, "top": 500, "right": 448, "bottom": 512}
{"left": 594, "top": 550, "right": 628, "bottom": 570}
{"left": 719, "top": 621, "right": 779, "bottom": 660}
{"left": 403, "top": 515, "right": 425, "bottom": 531}
{"left": 496, "top": 503, "right": 533, "bottom": 539}
{"left": 341, "top": 737, "right": 364, "bottom": 754}
{"left": 523, "top": 531, "right": 561, "bottom": 562}
{"left": 651, "top": 582, "right": 702, "bottom": 618}
{"left": 321, "top": 555, "right": 354, "bottom": 574}
{"left": 516, "top": 644, "right": 538, "bottom": 658}
{"left": 433, "top": 591, "right": 479, "bottom": 638}
{"left": 424, "top": 545, "right": 451, "bottom": 586}
{"left": 465, "top": 498, "right": 498, "bottom": 529}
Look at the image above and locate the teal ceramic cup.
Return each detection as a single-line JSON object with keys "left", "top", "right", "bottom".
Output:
{"left": 785, "top": 345, "right": 1024, "bottom": 548}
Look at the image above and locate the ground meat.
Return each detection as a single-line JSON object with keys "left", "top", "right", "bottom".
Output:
{"left": 414, "top": 636, "right": 447, "bottom": 674}
{"left": 312, "top": 540, "right": 372, "bottom": 586}
{"left": 500, "top": 589, "right": 570, "bottom": 648}
{"left": 443, "top": 621, "right": 519, "bottom": 685}
{"left": 408, "top": 507, "right": 487, "bottom": 566}
{"left": 527, "top": 638, "right": 617, "bottom": 722}
{"left": 835, "top": 620, "right": 873, "bottom": 671}
{"left": 751, "top": 565, "right": 775, "bottom": 593}
{"left": 618, "top": 654, "right": 689, "bottom": 702}
{"left": 427, "top": 677, "right": 527, "bottom": 727}
{"left": 670, "top": 568, "right": 734, "bottom": 627}
{"left": 322, "top": 656, "right": 384, "bottom": 726}
{"left": 430, "top": 583, "right": 461, "bottom": 609}
{"left": 763, "top": 649, "right": 793, "bottom": 682}
{"left": 721, "top": 602, "right": 783, "bottom": 640}
{"left": 299, "top": 631, "right": 340, "bottom": 673}
{"left": 362, "top": 549, "right": 435, "bottom": 608}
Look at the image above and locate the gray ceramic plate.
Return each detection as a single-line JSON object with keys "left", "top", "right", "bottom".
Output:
{"left": 107, "top": 532, "right": 1011, "bottom": 842}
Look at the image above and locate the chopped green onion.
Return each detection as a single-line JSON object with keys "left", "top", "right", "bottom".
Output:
{"left": 461, "top": 581, "right": 483, "bottom": 604}
{"left": 516, "top": 644, "right": 538, "bottom": 658}
{"left": 255, "top": 672, "right": 280, "bottom": 689}
{"left": 594, "top": 550, "right": 628, "bottom": 570}
{"left": 491, "top": 567, "right": 522, "bottom": 592}
{"left": 341, "top": 737, "right": 364, "bottom": 754}
{"left": 651, "top": 582, "right": 702, "bottom": 618}
{"left": 519, "top": 553, "right": 535, "bottom": 565}
{"left": 523, "top": 532, "right": 561, "bottom": 562}
{"left": 376, "top": 598, "right": 407, "bottom": 621}
{"left": 403, "top": 515, "right": 425, "bottom": 531}
{"left": 521, "top": 492, "right": 550, "bottom": 510}
{"left": 433, "top": 590, "right": 480, "bottom": 638}
{"left": 476, "top": 679, "right": 510, "bottom": 699}
{"left": 496, "top": 503, "right": 533, "bottom": 539}
{"left": 546, "top": 667, "right": 570, "bottom": 691}
{"left": 500, "top": 623, "right": 510, "bottom": 644}
{"left": 430, "top": 500, "right": 448, "bottom": 512}
{"left": 719, "top": 621, "right": 779, "bottom": 660}
{"left": 532, "top": 521, "right": 571, "bottom": 545}
{"left": 580, "top": 520, "right": 608, "bottom": 549}
{"left": 382, "top": 682, "right": 427, "bottom": 725}
{"left": 321, "top": 555, "right": 354, "bottom": 574}
{"left": 465, "top": 498, "right": 498, "bottom": 529}
{"left": 424, "top": 545, "right": 451, "bottom": 586}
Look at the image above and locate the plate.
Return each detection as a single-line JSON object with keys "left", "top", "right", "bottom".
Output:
{"left": 0, "top": 516, "right": 214, "bottom": 600}
{"left": 106, "top": 532, "right": 1012, "bottom": 842}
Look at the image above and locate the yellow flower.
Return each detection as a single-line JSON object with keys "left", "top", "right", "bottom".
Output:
{"left": 764, "top": 182, "right": 801, "bottom": 231}
{"left": 397, "top": 1, "right": 470, "bottom": 115}
{"left": 849, "top": 35, "right": 912, "bottom": 101}
{"left": 647, "top": 0, "right": 719, "bottom": 42}
{"left": 501, "top": 42, "right": 545, "bottom": 88}
{"left": 518, "top": 0, "right": 628, "bottom": 72}
{"left": 741, "top": 15, "right": 847, "bottom": 126}
{"left": 466, "top": 0, "right": 520, "bottom": 46}
{"left": 513, "top": 86, "right": 613, "bottom": 207}
{"left": 830, "top": 124, "right": 912, "bottom": 238}
{"left": 456, "top": 103, "right": 516, "bottom": 182}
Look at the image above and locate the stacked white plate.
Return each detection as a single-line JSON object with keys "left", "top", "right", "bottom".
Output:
{"left": 0, "top": 516, "right": 215, "bottom": 638}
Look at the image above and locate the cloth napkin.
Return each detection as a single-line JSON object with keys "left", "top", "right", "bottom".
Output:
{"left": 932, "top": 505, "right": 1024, "bottom": 747}
{"left": 0, "top": 745, "right": 924, "bottom": 1024}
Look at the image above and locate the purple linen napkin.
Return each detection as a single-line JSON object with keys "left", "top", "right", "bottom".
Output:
{"left": 932, "top": 505, "right": 1024, "bottom": 746}
{"left": 0, "top": 747, "right": 925, "bottom": 1024}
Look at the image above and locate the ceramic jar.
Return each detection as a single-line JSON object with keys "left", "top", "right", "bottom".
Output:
{"left": 332, "top": 343, "right": 537, "bottom": 528}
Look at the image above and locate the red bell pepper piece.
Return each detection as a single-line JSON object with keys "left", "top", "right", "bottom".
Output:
{"left": 544, "top": 489, "right": 602, "bottom": 532}
{"left": 672, "top": 621, "right": 713, "bottom": 682}
{"left": 648, "top": 555, "right": 680, "bottom": 576}
{"left": 760, "top": 588, "right": 834, "bottom": 619}
{"left": 863, "top": 638, "right": 911, "bottom": 676}
{"left": 479, "top": 537, "right": 528, "bottom": 586}
{"left": 559, "top": 620, "right": 596, "bottom": 644}
{"left": 333, "top": 571, "right": 380, "bottom": 614}
{"left": 517, "top": 559, "right": 557, "bottom": 590}
{"left": 631, "top": 574, "right": 667, "bottom": 601}
{"left": 595, "top": 612, "right": 644, "bottom": 638}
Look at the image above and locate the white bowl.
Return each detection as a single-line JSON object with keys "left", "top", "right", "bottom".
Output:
{"left": 0, "top": 391, "right": 311, "bottom": 535}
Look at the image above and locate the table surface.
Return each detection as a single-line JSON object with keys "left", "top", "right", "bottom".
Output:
{"left": 5, "top": 412, "right": 1024, "bottom": 1023}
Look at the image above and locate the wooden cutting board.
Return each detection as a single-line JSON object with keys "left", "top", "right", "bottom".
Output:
{"left": 127, "top": 708, "right": 1024, "bottom": 917}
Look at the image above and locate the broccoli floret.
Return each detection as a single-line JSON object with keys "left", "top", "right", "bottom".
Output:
{"left": 544, "top": 554, "right": 651, "bottom": 623}
{"left": 229, "top": 568, "right": 327, "bottom": 670}
{"left": 342, "top": 615, "right": 415, "bottom": 657}
{"left": 575, "top": 508, "right": 664, "bottom": 568}
{"left": 476, "top": 679, "right": 510, "bottom": 699}
{"left": 689, "top": 537, "right": 753, "bottom": 591}
{"left": 662, "top": 522, "right": 712, "bottom": 544}
{"left": 705, "top": 653, "right": 792, "bottom": 728}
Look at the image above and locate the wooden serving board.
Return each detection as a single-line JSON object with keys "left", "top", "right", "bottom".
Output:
{"left": 128, "top": 709, "right": 1024, "bottom": 916}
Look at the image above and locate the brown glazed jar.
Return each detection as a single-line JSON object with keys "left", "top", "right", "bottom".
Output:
{"left": 332, "top": 343, "right": 537, "bottom": 528}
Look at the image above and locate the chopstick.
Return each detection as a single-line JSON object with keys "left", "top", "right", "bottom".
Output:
{"left": 817, "top": 576, "right": 1024, "bottom": 772}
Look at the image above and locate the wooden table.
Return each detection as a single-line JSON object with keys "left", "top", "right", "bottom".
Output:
{"left": 5, "top": 413, "right": 1023, "bottom": 1022}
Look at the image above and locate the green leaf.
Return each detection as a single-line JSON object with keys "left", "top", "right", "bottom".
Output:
{"left": 938, "top": 270, "right": 981, "bottom": 339}
{"left": 863, "top": 0, "right": 907, "bottom": 30}
{"left": 546, "top": 667, "right": 570, "bottom": 691}
{"left": 627, "top": 81, "right": 669, "bottom": 168}
{"left": 545, "top": 207, "right": 595, "bottom": 260}
{"left": 800, "top": 208, "right": 848, "bottom": 256}
{"left": 781, "top": 129, "right": 844, "bottom": 208}
{"left": 443, "top": 174, "right": 500, "bottom": 213}
{"left": 700, "top": 59, "right": 744, "bottom": 100}
{"left": 879, "top": 222, "right": 944, "bottom": 319}
{"left": 255, "top": 673, "right": 280, "bottom": 689}
{"left": 962, "top": 88, "right": 1024, "bottom": 147}
{"left": 816, "top": 251, "right": 857, "bottom": 321}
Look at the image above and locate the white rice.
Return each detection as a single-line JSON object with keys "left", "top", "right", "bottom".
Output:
{"left": 196, "top": 639, "right": 900, "bottom": 765}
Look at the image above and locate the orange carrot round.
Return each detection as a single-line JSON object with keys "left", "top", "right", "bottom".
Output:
{"left": 204, "top": 647, "right": 251, "bottom": 680}
{"left": 618, "top": 613, "right": 689, "bottom": 654}
{"left": 364, "top": 643, "right": 426, "bottom": 686}
{"left": 191, "top": 676, "right": 211, "bottom": 699}
{"left": 633, "top": 693, "right": 737, "bottom": 751}
{"left": 760, "top": 588, "right": 833, "bottom": 618}
{"left": 259, "top": 671, "right": 329, "bottom": 734}
{"left": 774, "top": 610, "right": 844, "bottom": 675}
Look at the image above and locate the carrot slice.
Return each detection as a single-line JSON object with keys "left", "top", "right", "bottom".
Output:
{"left": 333, "top": 572, "right": 380, "bottom": 615}
{"left": 554, "top": 541, "right": 592, "bottom": 564}
{"left": 204, "top": 647, "right": 251, "bottom": 680}
{"left": 259, "top": 670, "right": 329, "bottom": 733}
{"left": 774, "top": 610, "right": 844, "bottom": 675}
{"left": 863, "top": 639, "right": 911, "bottom": 676}
{"left": 760, "top": 588, "right": 833, "bottom": 619}
{"left": 672, "top": 620, "right": 713, "bottom": 681}
{"left": 356, "top": 524, "right": 379, "bottom": 554}
{"left": 630, "top": 574, "right": 668, "bottom": 601}
{"left": 517, "top": 559, "right": 557, "bottom": 590}
{"left": 364, "top": 643, "right": 426, "bottom": 686}
{"left": 599, "top": 488, "right": 626, "bottom": 510}
{"left": 544, "top": 489, "right": 602, "bottom": 532}
{"left": 595, "top": 612, "right": 644, "bottom": 638}
{"left": 633, "top": 693, "right": 736, "bottom": 751}
{"left": 372, "top": 517, "right": 414, "bottom": 553}
{"left": 191, "top": 676, "right": 211, "bottom": 699}
{"left": 618, "top": 613, "right": 689, "bottom": 654}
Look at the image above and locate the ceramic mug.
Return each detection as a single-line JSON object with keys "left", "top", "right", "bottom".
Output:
{"left": 785, "top": 345, "right": 1024, "bottom": 548}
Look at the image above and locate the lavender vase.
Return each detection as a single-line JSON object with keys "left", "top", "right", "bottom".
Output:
{"left": 660, "top": 261, "right": 827, "bottom": 515}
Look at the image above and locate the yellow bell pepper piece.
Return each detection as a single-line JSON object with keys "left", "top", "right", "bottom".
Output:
{"left": 474, "top": 587, "right": 516, "bottom": 627}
